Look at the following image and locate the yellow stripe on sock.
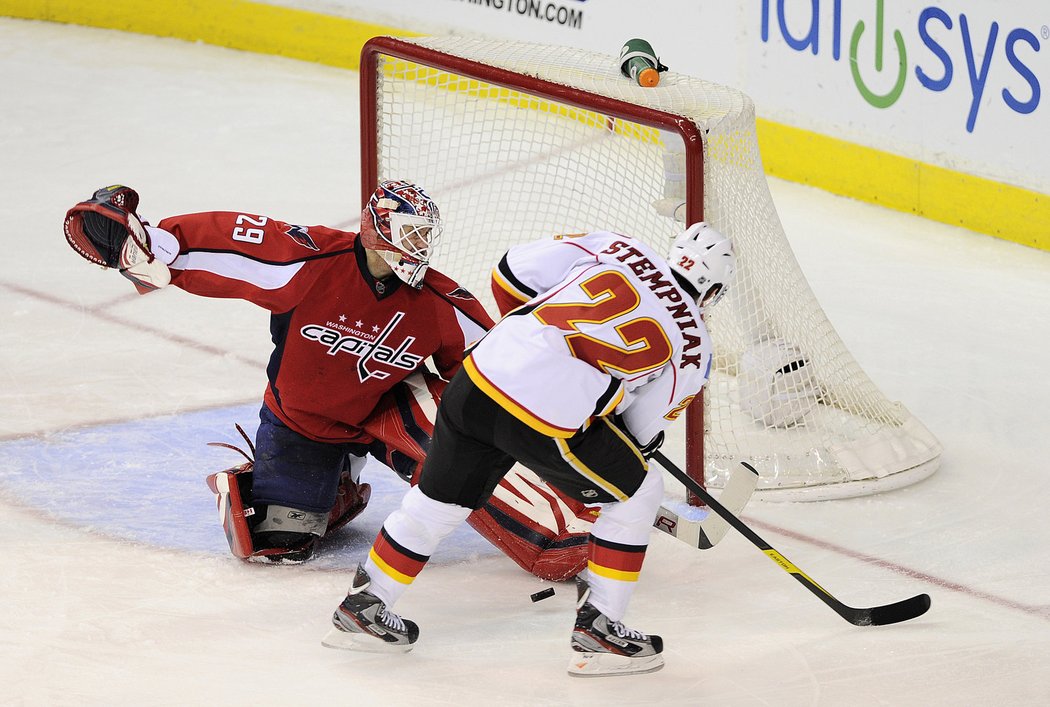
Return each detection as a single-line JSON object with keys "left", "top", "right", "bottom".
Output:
{"left": 587, "top": 560, "right": 640, "bottom": 583}
{"left": 368, "top": 547, "right": 416, "bottom": 585}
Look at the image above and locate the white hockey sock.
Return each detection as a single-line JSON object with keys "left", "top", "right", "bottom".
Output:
{"left": 586, "top": 469, "right": 664, "bottom": 621}
{"left": 364, "top": 486, "right": 471, "bottom": 607}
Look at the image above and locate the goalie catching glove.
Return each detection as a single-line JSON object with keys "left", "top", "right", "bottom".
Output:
{"left": 63, "top": 184, "right": 171, "bottom": 293}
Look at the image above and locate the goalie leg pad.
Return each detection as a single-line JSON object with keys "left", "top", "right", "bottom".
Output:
{"left": 206, "top": 423, "right": 374, "bottom": 563}
{"left": 205, "top": 462, "right": 257, "bottom": 560}
{"left": 205, "top": 462, "right": 318, "bottom": 564}
{"left": 206, "top": 465, "right": 330, "bottom": 565}
{"left": 467, "top": 466, "right": 597, "bottom": 582}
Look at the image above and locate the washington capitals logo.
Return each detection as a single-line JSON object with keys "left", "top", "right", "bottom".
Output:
{"left": 283, "top": 224, "right": 319, "bottom": 251}
{"left": 446, "top": 287, "right": 476, "bottom": 301}
{"left": 300, "top": 312, "right": 423, "bottom": 382}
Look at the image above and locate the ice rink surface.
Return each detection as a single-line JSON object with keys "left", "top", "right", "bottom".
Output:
{"left": 2, "top": 17, "right": 1049, "bottom": 706}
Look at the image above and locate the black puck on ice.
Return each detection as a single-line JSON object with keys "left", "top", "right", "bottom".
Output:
{"left": 530, "top": 587, "right": 556, "bottom": 603}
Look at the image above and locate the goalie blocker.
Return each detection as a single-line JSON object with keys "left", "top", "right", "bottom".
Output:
{"left": 206, "top": 369, "right": 596, "bottom": 580}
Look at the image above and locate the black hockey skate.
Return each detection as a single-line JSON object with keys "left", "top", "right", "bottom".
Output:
{"left": 569, "top": 576, "right": 664, "bottom": 677}
{"left": 321, "top": 565, "right": 419, "bottom": 653}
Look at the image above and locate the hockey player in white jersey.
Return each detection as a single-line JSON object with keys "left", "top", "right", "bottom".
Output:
{"left": 321, "top": 223, "right": 735, "bottom": 676}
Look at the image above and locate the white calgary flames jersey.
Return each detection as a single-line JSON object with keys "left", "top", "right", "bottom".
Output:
{"left": 471, "top": 231, "right": 712, "bottom": 444}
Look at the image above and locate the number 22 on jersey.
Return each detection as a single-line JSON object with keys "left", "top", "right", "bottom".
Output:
{"left": 532, "top": 270, "right": 672, "bottom": 376}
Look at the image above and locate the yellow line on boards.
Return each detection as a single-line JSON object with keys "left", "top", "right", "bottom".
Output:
{"left": 0, "top": 0, "right": 415, "bottom": 70}
{"left": 757, "top": 118, "right": 1048, "bottom": 251}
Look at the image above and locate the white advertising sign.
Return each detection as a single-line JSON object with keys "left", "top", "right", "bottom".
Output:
{"left": 749, "top": 1, "right": 1047, "bottom": 193}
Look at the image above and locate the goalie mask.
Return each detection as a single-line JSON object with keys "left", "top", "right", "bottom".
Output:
{"left": 361, "top": 180, "right": 442, "bottom": 288}
{"left": 668, "top": 221, "right": 735, "bottom": 308}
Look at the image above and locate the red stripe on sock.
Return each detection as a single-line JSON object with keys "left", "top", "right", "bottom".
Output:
{"left": 372, "top": 529, "right": 428, "bottom": 580}
{"left": 588, "top": 537, "right": 646, "bottom": 574}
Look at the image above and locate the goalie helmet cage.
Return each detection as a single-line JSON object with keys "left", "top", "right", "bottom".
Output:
{"left": 360, "top": 35, "right": 942, "bottom": 502}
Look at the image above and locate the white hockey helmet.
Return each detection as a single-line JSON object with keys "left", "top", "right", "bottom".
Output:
{"left": 361, "top": 180, "right": 443, "bottom": 288}
{"left": 668, "top": 222, "right": 735, "bottom": 307}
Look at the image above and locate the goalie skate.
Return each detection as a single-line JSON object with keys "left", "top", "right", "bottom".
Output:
{"left": 322, "top": 566, "right": 419, "bottom": 653}
{"left": 568, "top": 578, "right": 664, "bottom": 678}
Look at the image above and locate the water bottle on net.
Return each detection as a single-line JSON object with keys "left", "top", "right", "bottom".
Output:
{"left": 619, "top": 38, "right": 668, "bottom": 87}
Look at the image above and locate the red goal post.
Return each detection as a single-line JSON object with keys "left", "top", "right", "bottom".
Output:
{"left": 360, "top": 35, "right": 708, "bottom": 498}
{"left": 359, "top": 35, "right": 942, "bottom": 502}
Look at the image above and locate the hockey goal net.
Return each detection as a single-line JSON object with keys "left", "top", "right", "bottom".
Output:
{"left": 360, "top": 35, "right": 941, "bottom": 501}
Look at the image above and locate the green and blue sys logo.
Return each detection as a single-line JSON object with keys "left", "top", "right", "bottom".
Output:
{"left": 761, "top": 0, "right": 1043, "bottom": 132}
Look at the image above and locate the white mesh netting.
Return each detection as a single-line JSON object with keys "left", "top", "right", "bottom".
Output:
{"left": 367, "top": 36, "right": 941, "bottom": 500}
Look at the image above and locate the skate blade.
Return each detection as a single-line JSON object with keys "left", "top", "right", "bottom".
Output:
{"left": 567, "top": 651, "right": 664, "bottom": 677}
{"left": 321, "top": 626, "right": 414, "bottom": 654}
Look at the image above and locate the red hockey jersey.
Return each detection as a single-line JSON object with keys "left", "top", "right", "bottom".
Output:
{"left": 147, "top": 211, "right": 492, "bottom": 443}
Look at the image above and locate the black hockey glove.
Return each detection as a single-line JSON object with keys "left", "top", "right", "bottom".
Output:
{"left": 637, "top": 430, "right": 665, "bottom": 459}
{"left": 610, "top": 414, "right": 665, "bottom": 459}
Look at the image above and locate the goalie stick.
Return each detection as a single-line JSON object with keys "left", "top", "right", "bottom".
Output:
{"left": 653, "top": 461, "right": 759, "bottom": 549}
{"left": 650, "top": 450, "right": 932, "bottom": 626}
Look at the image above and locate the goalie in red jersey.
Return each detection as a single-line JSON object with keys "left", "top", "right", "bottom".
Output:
{"left": 62, "top": 181, "right": 596, "bottom": 579}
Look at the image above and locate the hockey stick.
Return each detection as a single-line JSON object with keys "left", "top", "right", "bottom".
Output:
{"left": 650, "top": 451, "right": 932, "bottom": 626}
{"left": 653, "top": 462, "right": 759, "bottom": 549}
